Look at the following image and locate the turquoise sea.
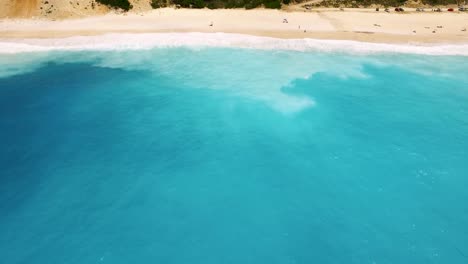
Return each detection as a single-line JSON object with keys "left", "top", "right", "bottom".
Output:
{"left": 1, "top": 46, "right": 468, "bottom": 264}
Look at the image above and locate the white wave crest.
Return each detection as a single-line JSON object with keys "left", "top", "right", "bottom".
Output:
{"left": 1, "top": 33, "right": 468, "bottom": 56}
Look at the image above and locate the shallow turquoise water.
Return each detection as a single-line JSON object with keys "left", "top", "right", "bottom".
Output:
{"left": 1, "top": 48, "right": 468, "bottom": 264}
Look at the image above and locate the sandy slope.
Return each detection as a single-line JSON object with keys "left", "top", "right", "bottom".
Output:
{"left": 10, "top": 0, "right": 39, "bottom": 17}
{"left": 1, "top": 8, "right": 467, "bottom": 44}
{"left": 0, "top": 0, "right": 153, "bottom": 19}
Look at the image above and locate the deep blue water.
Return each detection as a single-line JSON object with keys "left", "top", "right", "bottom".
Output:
{"left": 1, "top": 48, "right": 468, "bottom": 264}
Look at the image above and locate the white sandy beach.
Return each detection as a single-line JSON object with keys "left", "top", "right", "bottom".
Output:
{"left": 1, "top": 8, "right": 468, "bottom": 44}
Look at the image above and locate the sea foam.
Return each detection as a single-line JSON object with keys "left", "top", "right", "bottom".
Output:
{"left": 1, "top": 33, "right": 467, "bottom": 114}
{"left": 1, "top": 33, "right": 468, "bottom": 56}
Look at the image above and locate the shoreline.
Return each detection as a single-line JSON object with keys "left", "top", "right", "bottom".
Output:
{"left": 2, "top": 32, "right": 468, "bottom": 56}
{"left": 1, "top": 8, "right": 467, "bottom": 44}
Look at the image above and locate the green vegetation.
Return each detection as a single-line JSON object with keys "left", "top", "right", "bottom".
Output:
{"left": 96, "top": 0, "right": 133, "bottom": 11}
{"left": 151, "top": 0, "right": 171, "bottom": 8}
{"left": 308, "top": 0, "right": 459, "bottom": 8}
{"left": 264, "top": 0, "right": 282, "bottom": 8}
{"left": 100, "top": 0, "right": 462, "bottom": 12}
{"left": 306, "top": 0, "right": 460, "bottom": 7}
{"left": 151, "top": 0, "right": 163, "bottom": 8}
{"left": 421, "top": 0, "right": 460, "bottom": 5}
{"left": 150, "top": 0, "right": 285, "bottom": 9}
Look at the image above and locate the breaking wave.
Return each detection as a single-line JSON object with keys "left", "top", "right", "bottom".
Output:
{"left": 1, "top": 33, "right": 468, "bottom": 56}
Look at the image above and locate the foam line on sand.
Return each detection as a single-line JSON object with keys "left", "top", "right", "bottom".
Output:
{"left": 1, "top": 33, "right": 468, "bottom": 56}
